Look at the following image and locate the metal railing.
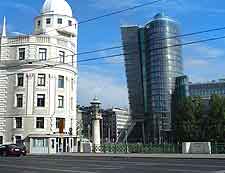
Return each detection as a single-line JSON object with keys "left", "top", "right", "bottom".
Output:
{"left": 211, "top": 143, "right": 225, "bottom": 154}
{"left": 92, "top": 143, "right": 182, "bottom": 154}
{"left": 91, "top": 143, "right": 225, "bottom": 154}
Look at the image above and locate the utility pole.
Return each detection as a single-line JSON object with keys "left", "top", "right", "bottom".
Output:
{"left": 125, "top": 129, "right": 128, "bottom": 153}
{"left": 101, "top": 118, "right": 103, "bottom": 145}
{"left": 88, "top": 124, "right": 91, "bottom": 141}
{"left": 108, "top": 125, "right": 111, "bottom": 143}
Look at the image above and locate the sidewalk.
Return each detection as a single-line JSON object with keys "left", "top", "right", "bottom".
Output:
{"left": 30, "top": 152, "right": 225, "bottom": 159}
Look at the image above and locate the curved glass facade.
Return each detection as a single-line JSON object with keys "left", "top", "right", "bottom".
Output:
{"left": 121, "top": 13, "right": 183, "bottom": 143}
{"left": 145, "top": 15, "right": 182, "bottom": 117}
{"left": 144, "top": 15, "right": 183, "bottom": 143}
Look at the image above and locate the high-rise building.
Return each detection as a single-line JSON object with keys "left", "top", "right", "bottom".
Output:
{"left": 0, "top": 0, "right": 78, "bottom": 153}
{"left": 121, "top": 13, "right": 183, "bottom": 143}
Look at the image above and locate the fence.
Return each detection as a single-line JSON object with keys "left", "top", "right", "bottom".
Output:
{"left": 211, "top": 143, "right": 225, "bottom": 154}
{"left": 93, "top": 143, "right": 182, "bottom": 154}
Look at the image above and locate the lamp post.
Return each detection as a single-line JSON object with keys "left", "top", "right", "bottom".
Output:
{"left": 90, "top": 97, "right": 102, "bottom": 152}
{"left": 88, "top": 124, "right": 91, "bottom": 141}
{"left": 125, "top": 129, "right": 128, "bottom": 153}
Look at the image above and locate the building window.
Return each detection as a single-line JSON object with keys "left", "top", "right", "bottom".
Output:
{"left": 46, "top": 18, "right": 51, "bottom": 24}
{"left": 38, "top": 74, "right": 46, "bottom": 86}
{"left": 58, "top": 95, "right": 64, "bottom": 108}
{"left": 71, "top": 97, "right": 74, "bottom": 110}
{"left": 68, "top": 20, "right": 72, "bottom": 26}
{"left": 15, "top": 136, "right": 22, "bottom": 144}
{"left": 15, "top": 117, "right": 22, "bottom": 128}
{"left": 58, "top": 75, "right": 64, "bottom": 88}
{"left": 0, "top": 136, "right": 2, "bottom": 144}
{"left": 37, "top": 20, "right": 41, "bottom": 27}
{"left": 39, "top": 48, "right": 47, "bottom": 60}
{"left": 59, "top": 51, "right": 65, "bottom": 63}
{"left": 17, "top": 73, "right": 24, "bottom": 87}
{"left": 71, "top": 79, "right": 74, "bottom": 90}
{"left": 58, "top": 18, "right": 62, "bottom": 24}
{"left": 36, "top": 117, "right": 44, "bottom": 129}
{"left": 16, "top": 94, "right": 23, "bottom": 108}
{"left": 56, "top": 118, "right": 65, "bottom": 129}
{"left": 37, "top": 94, "right": 45, "bottom": 107}
{"left": 71, "top": 55, "right": 74, "bottom": 66}
{"left": 33, "top": 138, "right": 48, "bottom": 147}
{"left": 19, "top": 48, "right": 25, "bottom": 60}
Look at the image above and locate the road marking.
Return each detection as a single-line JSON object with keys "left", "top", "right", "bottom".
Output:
{"left": 77, "top": 165, "right": 124, "bottom": 170}
{"left": 166, "top": 168, "right": 206, "bottom": 173}
{"left": 94, "top": 167, "right": 123, "bottom": 170}
{"left": 213, "top": 171, "right": 225, "bottom": 173}
{"left": 0, "top": 164, "right": 96, "bottom": 173}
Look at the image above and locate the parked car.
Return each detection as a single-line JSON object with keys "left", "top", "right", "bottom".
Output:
{"left": 0, "top": 144, "right": 23, "bottom": 157}
{"left": 12, "top": 143, "right": 27, "bottom": 156}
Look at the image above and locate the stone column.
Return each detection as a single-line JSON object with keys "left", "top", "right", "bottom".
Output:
{"left": 90, "top": 97, "right": 102, "bottom": 153}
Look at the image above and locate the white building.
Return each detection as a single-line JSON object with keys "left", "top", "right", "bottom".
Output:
{"left": 102, "top": 108, "right": 131, "bottom": 143}
{"left": 0, "top": 0, "right": 78, "bottom": 154}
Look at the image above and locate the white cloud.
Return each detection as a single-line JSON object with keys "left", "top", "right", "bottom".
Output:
{"left": 77, "top": 69, "right": 128, "bottom": 108}
{"left": 185, "top": 58, "right": 209, "bottom": 68}
{"left": 184, "top": 44, "right": 225, "bottom": 83}
{"left": 188, "top": 75, "right": 209, "bottom": 83}
{"left": 10, "top": 32, "right": 27, "bottom": 36}
{"left": 189, "top": 44, "right": 225, "bottom": 57}
{"left": 184, "top": 44, "right": 225, "bottom": 69}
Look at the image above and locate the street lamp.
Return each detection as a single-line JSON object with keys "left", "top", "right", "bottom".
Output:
{"left": 90, "top": 97, "right": 102, "bottom": 152}
{"left": 88, "top": 124, "right": 91, "bottom": 141}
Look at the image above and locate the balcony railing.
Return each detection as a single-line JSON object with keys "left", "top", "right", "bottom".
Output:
{"left": 6, "top": 36, "right": 75, "bottom": 48}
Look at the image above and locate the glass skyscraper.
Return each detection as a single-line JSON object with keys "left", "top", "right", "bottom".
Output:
{"left": 121, "top": 13, "right": 183, "bottom": 143}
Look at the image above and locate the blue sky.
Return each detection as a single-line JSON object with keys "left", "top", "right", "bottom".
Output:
{"left": 1, "top": 0, "right": 225, "bottom": 108}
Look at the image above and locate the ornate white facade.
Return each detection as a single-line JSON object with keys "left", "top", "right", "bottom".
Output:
{"left": 0, "top": 0, "right": 78, "bottom": 153}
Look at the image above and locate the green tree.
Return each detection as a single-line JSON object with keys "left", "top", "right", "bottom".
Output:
{"left": 174, "top": 96, "right": 204, "bottom": 142}
{"left": 208, "top": 94, "right": 225, "bottom": 142}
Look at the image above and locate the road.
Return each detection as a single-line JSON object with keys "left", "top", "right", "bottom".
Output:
{"left": 0, "top": 155, "right": 225, "bottom": 173}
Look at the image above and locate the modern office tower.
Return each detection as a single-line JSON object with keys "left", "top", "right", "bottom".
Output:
{"left": 121, "top": 13, "right": 183, "bottom": 143}
{"left": 0, "top": 0, "right": 78, "bottom": 153}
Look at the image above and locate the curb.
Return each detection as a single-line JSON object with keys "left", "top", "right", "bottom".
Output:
{"left": 27, "top": 153, "right": 225, "bottom": 160}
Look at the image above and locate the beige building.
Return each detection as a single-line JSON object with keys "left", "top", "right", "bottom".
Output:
{"left": 0, "top": 0, "right": 78, "bottom": 154}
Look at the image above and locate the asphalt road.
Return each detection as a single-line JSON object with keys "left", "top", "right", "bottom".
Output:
{"left": 0, "top": 155, "right": 225, "bottom": 173}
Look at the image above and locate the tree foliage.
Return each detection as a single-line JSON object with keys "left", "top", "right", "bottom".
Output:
{"left": 208, "top": 95, "right": 225, "bottom": 142}
{"left": 174, "top": 95, "right": 225, "bottom": 143}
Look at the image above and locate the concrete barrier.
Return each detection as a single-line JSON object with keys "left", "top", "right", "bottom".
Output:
{"left": 182, "top": 142, "right": 211, "bottom": 154}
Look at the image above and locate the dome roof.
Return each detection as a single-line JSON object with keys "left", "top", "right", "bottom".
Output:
{"left": 152, "top": 13, "right": 176, "bottom": 22}
{"left": 154, "top": 13, "right": 166, "bottom": 19}
{"left": 41, "top": 0, "right": 73, "bottom": 17}
{"left": 90, "top": 97, "right": 101, "bottom": 105}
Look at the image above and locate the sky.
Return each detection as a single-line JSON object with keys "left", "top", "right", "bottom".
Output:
{"left": 1, "top": 0, "right": 225, "bottom": 108}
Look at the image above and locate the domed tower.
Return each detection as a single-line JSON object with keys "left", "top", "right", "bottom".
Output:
{"left": 0, "top": 0, "right": 78, "bottom": 153}
{"left": 34, "top": 0, "right": 78, "bottom": 43}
